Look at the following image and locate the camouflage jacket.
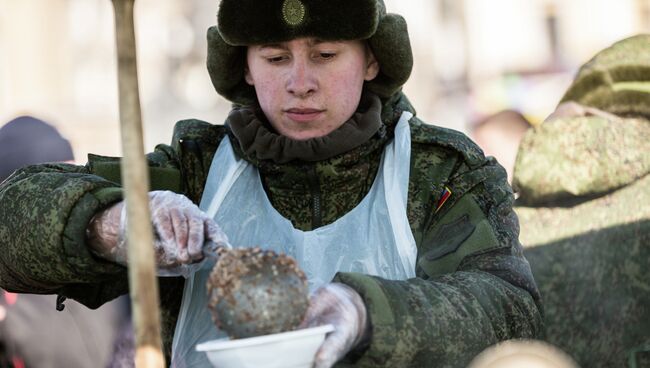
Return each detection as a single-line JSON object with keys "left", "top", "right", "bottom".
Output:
{"left": 517, "top": 167, "right": 650, "bottom": 368}
{"left": 514, "top": 117, "right": 650, "bottom": 367}
{"left": 0, "top": 93, "right": 542, "bottom": 367}
{"left": 513, "top": 34, "right": 650, "bottom": 367}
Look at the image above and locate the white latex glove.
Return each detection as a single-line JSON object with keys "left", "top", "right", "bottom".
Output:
{"left": 300, "top": 283, "right": 370, "bottom": 368}
{"left": 87, "top": 190, "right": 229, "bottom": 274}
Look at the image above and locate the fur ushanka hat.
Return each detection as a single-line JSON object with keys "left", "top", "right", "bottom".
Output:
{"left": 207, "top": 0, "right": 413, "bottom": 106}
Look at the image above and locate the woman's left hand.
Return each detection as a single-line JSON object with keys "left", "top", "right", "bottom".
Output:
{"left": 300, "top": 283, "right": 370, "bottom": 368}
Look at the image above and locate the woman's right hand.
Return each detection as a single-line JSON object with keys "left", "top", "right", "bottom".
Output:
{"left": 86, "top": 190, "right": 229, "bottom": 269}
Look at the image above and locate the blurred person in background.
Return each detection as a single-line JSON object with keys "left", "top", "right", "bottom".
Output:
{"left": 0, "top": 115, "right": 75, "bottom": 180}
{"left": 470, "top": 109, "right": 533, "bottom": 184}
{"left": 0, "top": 115, "right": 129, "bottom": 368}
{"left": 0, "top": 1, "right": 545, "bottom": 367}
{"left": 513, "top": 34, "right": 650, "bottom": 367}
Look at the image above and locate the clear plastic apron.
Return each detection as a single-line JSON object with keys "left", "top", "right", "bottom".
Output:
{"left": 171, "top": 112, "right": 416, "bottom": 367}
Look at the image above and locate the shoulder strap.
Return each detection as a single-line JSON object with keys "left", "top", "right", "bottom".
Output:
{"left": 171, "top": 119, "right": 227, "bottom": 204}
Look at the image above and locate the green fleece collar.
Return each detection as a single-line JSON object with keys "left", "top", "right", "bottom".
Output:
{"left": 225, "top": 92, "right": 383, "bottom": 164}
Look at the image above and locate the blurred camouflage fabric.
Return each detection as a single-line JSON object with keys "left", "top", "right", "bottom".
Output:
{"left": 514, "top": 116, "right": 650, "bottom": 205}
{"left": 560, "top": 34, "right": 650, "bottom": 118}
{"left": 513, "top": 34, "right": 650, "bottom": 368}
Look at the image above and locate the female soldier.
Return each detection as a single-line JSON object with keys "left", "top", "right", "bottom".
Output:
{"left": 0, "top": 1, "right": 542, "bottom": 367}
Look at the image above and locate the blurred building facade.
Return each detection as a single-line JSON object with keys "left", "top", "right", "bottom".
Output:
{"left": 1, "top": 0, "right": 648, "bottom": 160}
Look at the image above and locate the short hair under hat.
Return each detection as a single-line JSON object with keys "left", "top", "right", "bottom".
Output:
{"left": 207, "top": 0, "right": 413, "bottom": 106}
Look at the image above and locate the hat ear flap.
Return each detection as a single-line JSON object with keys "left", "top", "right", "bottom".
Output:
{"left": 366, "top": 13, "right": 413, "bottom": 98}
{"left": 207, "top": 26, "right": 257, "bottom": 106}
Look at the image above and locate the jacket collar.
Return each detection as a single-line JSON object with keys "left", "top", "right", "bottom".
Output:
{"left": 225, "top": 91, "right": 414, "bottom": 168}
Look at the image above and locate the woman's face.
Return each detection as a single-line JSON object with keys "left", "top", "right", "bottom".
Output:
{"left": 245, "top": 37, "right": 379, "bottom": 140}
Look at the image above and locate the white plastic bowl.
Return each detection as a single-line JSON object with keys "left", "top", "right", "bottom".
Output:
{"left": 196, "top": 324, "right": 335, "bottom": 368}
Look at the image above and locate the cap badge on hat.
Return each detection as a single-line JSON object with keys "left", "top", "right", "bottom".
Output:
{"left": 282, "top": 0, "right": 306, "bottom": 26}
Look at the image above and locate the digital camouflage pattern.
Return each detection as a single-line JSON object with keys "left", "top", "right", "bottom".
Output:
{"left": 559, "top": 34, "right": 650, "bottom": 119}
{"left": 516, "top": 140, "right": 650, "bottom": 368}
{"left": 514, "top": 116, "right": 650, "bottom": 205}
{"left": 514, "top": 122, "right": 650, "bottom": 367}
{"left": 0, "top": 92, "right": 542, "bottom": 367}
{"left": 513, "top": 35, "right": 650, "bottom": 368}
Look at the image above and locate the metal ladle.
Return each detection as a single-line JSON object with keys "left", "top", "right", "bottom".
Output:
{"left": 206, "top": 247, "right": 310, "bottom": 339}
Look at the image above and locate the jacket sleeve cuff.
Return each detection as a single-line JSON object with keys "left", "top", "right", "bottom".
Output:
{"left": 333, "top": 272, "right": 399, "bottom": 366}
{"left": 62, "top": 187, "right": 125, "bottom": 277}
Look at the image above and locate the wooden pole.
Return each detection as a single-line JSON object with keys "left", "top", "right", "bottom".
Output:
{"left": 110, "top": 0, "right": 165, "bottom": 367}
